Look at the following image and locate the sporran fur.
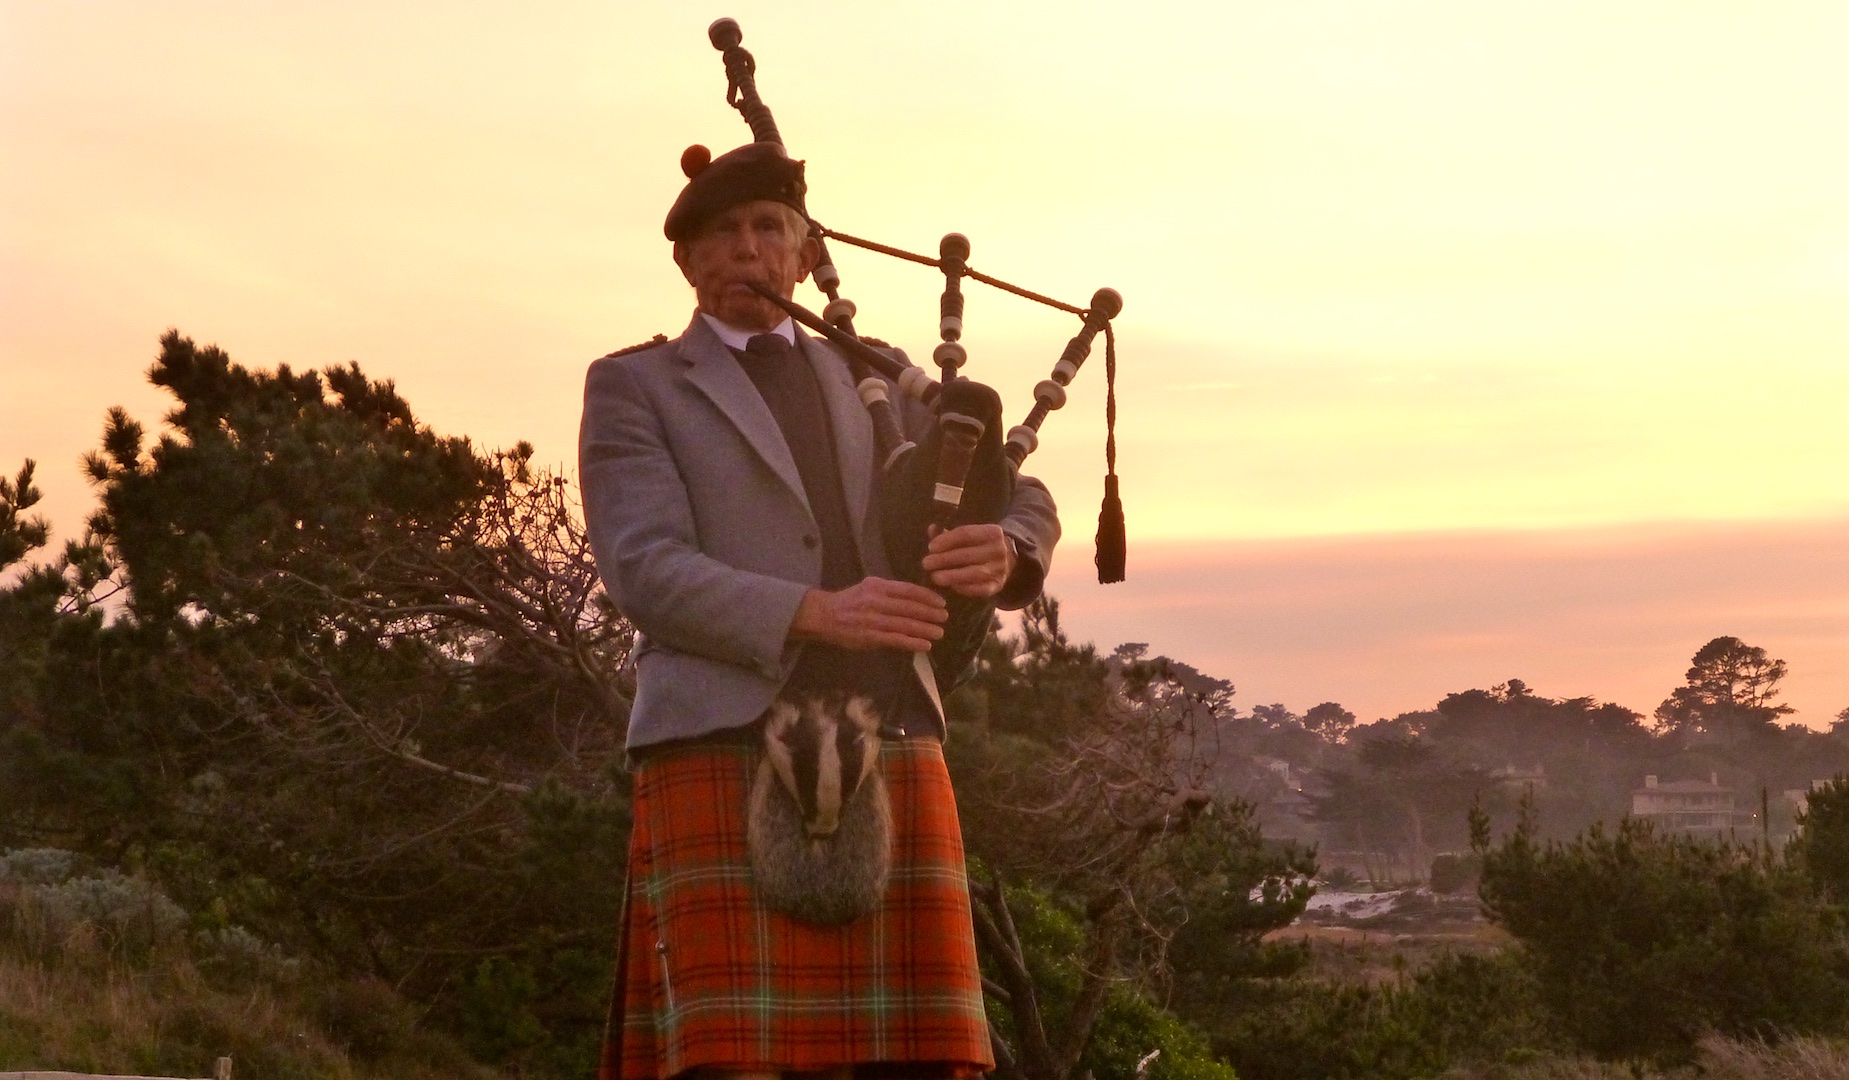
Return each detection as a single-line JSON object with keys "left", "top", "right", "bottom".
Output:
{"left": 747, "top": 695, "right": 894, "bottom": 926}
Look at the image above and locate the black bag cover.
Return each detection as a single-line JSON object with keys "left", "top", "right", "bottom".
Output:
{"left": 879, "top": 377, "right": 1015, "bottom": 690}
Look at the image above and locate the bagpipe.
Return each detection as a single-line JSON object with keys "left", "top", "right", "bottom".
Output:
{"left": 706, "top": 17, "right": 1125, "bottom": 690}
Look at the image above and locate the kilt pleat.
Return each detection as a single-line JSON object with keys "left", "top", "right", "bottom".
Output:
{"left": 599, "top": 735, "right": 993, "bottom": 1080}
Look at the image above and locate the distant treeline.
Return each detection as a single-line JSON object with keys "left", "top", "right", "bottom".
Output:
{"left": 1200, "top": 639, "right": 1849, "bottom": 884}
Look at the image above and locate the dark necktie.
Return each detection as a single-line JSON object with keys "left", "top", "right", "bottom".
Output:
{"left": 744, "top": 333, "right": 794, "bottom": 363}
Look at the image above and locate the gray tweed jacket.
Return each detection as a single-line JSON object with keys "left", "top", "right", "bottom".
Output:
{"left": 579, "top": 311, "right": 1060, "bottom": 750}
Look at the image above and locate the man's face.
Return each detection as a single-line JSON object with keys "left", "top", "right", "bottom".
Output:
{"left": 674, "top": 200, "right": 819, "bottom": 333}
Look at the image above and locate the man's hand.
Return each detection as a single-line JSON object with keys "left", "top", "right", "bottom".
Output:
{"left": 921, "top": 524, "right": 1015, "bottom": 599}
{"left": 791, "top": 577, "right": 949, "bottom": 652}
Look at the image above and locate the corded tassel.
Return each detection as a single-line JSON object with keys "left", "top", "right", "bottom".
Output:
{"left": 1095, "top": 474, "right": 1125, "bottom": 583}
{"left": 1094, "top": 322, "right": 1124, "bottom": 583}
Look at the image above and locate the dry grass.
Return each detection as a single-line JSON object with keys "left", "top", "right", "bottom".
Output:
{"left": 1472, "top": 1060, "right": 1636, "bottom": 1079}
{"left": 0, "top": 861, "right": 492, "bottom": 1080}
{"left": 1441, "top": 1034, "right": 1849, "bottom": 1080}
{"left": 1694, "top": 1033, "right": 1849, "bottom": 1079}
{"left": 0, "top": 949, "right": 487, "bottom": 1080}
{"left": 1268, "top": 918, "right": 1513, "bottom": 987}
{"left": 0, "top": 947, "right": 327, "bottom": 1077}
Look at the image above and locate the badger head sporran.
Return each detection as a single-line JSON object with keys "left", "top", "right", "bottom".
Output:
{"left": 747, "top": 694, "right": 894, "bottom": 926}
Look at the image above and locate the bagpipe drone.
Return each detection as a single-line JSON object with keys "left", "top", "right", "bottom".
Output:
{"left": 704, "top": 18, "right": 1127, "bottom": 694}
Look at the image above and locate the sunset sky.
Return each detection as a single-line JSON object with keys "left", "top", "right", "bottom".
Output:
{"left": 4, "top": 2, "right": 1847, "bottom": 727}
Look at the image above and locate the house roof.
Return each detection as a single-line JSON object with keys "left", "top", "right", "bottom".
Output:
{"left": 1634, "top": 780, "right": 1732, "bottom": 795}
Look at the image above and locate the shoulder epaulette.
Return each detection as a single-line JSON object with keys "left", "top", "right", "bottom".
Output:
{"left": 599, "top": 334, "right": 668, "bottom": 360}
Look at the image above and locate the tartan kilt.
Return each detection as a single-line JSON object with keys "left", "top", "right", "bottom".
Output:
{"left": 600, "top": 733, "right": 994, "bottom": 1080}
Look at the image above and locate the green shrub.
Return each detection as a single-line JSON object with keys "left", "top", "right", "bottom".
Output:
{"left": 1207, "top": 952, "right": 1560, "bottom": 1080}
{"left": 0, "top": 848, "right": 81, "bottom": 885}
{"left": 1792, "top": 776, "right": 1849, "bottom": 900}
{"left": 1477, "top": 812, "right": 1849, "bottom": 1064}
{"left": 193, "top": 924, "right": 300, "bottom": 985}
{"left": 1084, "top": 987, "right": 1236, "bottom": 1080}
{"left": 0, "top": 847, "right": 493, "bottom": 1077}
{"left": 316, "top": 977, "right": 418, "bottom": 1061}
{"left": 1429, "top": 853, "right": 1481, "bottom": 895}
{"left": 978, "top": 881, "right": 1238, "bottom": 1080}
{"left": 1, "top": 850, "right": 187, "bottom": 965}
{"left": 1321, "top": 866, "right": 1360, "bottom": 890}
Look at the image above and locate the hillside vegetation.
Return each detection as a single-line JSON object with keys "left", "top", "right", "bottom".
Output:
{"left": 0, "top": 849, "right": 489, "bottom": 1077}
{"left": 6, "top": 332, "right": 1849, "bottom": 1078}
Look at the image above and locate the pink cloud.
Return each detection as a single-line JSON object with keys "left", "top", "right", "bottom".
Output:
{"left": 1040, "top": 518, "right": 1849, "bottom": 727}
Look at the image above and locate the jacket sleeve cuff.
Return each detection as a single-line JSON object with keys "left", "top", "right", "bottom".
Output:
{"left": 994, "top": 531, "right": 1047, "bottom": 611}
{"left": 739, "top": 577, "right": 812, "bottom": 680}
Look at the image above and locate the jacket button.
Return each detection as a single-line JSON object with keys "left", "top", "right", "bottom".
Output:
{"left": 802, "top": 535, "right": 819, "bottom": 549}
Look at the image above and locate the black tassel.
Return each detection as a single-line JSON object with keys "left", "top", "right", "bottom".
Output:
{"left": 1093, "top": 321, "right": 1125, "bottom": 583}
{"left": 1095, "top": 473, "right": 1125, "bottom": 584}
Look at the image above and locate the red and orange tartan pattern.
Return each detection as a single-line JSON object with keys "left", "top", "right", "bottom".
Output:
{"left": 600, "top": 735, "right": 994, "bottom": 1080}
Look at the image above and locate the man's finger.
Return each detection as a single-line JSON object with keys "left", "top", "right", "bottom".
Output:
{"left": 840, "top": 595, "right": 946, "bottom": 632}
{"left": 930, "top": 572, "right": 1001, "bottom": 598}
{"left": 865, "top": 609, "right": 945, "bottom": 635}
{"left": 863, "top": 616, "right": 942, "bottom": 650}
{"left": 928, "top": 523, "right": 1001, "bottom": 548}
{"left": 929, "top": 565, "right": 994, "bottom": 586}
{"left": 921, "top": 547, "right": 992, "bottom": 572}
{"left": 864, "top": 578, "right": 947, "bottom": 605}
{"left": 873, "top": 587, "right": 949, "bottom": 611}
{"left": 867, "top": 594, "right": 949, "bottom": 623}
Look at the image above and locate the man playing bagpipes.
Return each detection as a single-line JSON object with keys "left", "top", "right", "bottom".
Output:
{"left": 579, "top": 136, "right": 1060, "bottom": 1080}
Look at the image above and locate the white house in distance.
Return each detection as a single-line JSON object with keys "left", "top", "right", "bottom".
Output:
{"left": 1631, "top": 773, "right": 1735, "bottom": 839}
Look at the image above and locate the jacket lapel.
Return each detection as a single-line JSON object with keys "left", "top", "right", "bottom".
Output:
{"left": 677, "top": 315, "right": 809, "bottom": 513}
{"left": 798, "top": 329, "right": 875, "bottom": 550}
